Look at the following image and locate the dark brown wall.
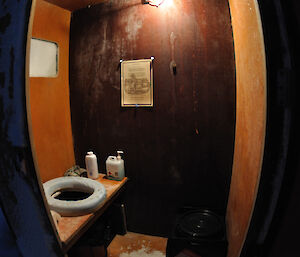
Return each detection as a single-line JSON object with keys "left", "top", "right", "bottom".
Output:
{"left": 69, "top": 0, "right": 235, "bottom": 236}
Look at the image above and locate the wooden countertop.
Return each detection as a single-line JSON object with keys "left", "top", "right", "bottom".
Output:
{"left": 56, "top": 174, "right": 128, "bottom": 253}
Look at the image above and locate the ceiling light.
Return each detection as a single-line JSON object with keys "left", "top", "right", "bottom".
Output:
{"left": 143, "top": 0, "right": 165, "bottom": 7}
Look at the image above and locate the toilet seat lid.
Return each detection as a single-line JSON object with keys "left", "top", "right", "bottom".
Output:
{"left": 43, "top": 177, "right": 106, "bottom": 216}
{"left": 177, "top": 210, "right": 224, "bottom": 239}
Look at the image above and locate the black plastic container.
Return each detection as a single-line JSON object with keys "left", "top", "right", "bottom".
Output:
{"left": 166, "top": 207, "right": 227, "bottom": 257}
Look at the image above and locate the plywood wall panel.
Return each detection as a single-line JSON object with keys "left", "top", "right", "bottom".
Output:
{"left": 70, "top": 0, "right": 235, "bottom": 235}
{"left": 226, "top": 0, "right": 266, "bottom": 256}
{"left": 29, "top": 0, "right": 75, "bottom": 182}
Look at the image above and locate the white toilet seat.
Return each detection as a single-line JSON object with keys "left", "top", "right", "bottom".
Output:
{"left": 43, "top": 177, "right": 106, "bottom": 216}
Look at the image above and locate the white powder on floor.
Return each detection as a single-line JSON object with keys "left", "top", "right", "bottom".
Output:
{"left": 119, "top": 246, "right": 165, "bottom": 257}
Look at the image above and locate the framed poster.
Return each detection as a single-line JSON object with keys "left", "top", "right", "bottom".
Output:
{"left": 121, "top": 58, "right": 153, "bottom": 107}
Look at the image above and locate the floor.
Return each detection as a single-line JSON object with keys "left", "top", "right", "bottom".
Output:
{"left": 107, "top": 232, "right": 168, "bottom": 257}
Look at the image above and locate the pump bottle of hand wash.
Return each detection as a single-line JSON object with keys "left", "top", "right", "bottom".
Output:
{"left": 106, "top": 151, "right": 125, "bottom": 181}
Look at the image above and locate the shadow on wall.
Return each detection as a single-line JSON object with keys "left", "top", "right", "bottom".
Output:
{"left": 0, "top": 207, "right": 21, "bottom": 257}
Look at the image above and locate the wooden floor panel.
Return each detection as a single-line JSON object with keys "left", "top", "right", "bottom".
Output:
{"left": 107, "top": 232, "right": 167, "bottom": 257}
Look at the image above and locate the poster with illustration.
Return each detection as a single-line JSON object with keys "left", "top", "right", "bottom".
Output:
{"left": 121, "top": 59, "right": 153, "bottom": 107}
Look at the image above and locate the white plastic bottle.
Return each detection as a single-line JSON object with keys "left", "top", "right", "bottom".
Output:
{"left": 85, "top": 151, "right": 99, "bottom": 179}
{"left": 116, "top": 151, "right": 125, "bottom": 180}
{"left": 106, "top": 151, "right": 125, "bottom": 181}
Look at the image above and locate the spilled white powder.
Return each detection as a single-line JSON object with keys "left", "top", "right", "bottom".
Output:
{"left": 119, "top": 245, "right": 165, "bottom": 257}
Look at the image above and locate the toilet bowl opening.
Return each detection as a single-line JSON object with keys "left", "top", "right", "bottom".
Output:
{"left": 51, "top": 188, "right": 94, "bottom": 201}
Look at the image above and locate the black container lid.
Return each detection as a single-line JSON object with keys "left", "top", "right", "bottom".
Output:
{"left": 177, "top": 209, "right": 224, "bottom": 239}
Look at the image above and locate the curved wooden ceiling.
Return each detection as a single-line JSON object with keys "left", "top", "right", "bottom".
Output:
{"left": 43, "top": 0, "right": 108, "bottom": 11}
